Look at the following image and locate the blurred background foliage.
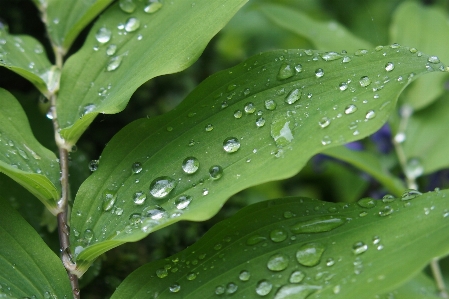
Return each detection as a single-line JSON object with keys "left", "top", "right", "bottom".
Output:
{"left": 1, "top": 0, "right": 449, "bottom": 297}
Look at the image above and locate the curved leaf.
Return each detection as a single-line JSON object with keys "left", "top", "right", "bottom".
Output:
{"left": 0, "top": 27, "right": 56, "bottom": 96}
{"left": 0, "top": 88, "right": 61, "bottom": 214}
{"left": 0, "top": 195, "right": 72, "bottom": 298}
{"left": 258, "top": 3, "right": 372, "bottom": 52}
{"left": 45, "top": 0, "right": 114, "bottom": 52}
{"left": 57, "top": 0, "right": 249, "bottom": 145}
{"left": 111, "top": 190, "right": 449, "bottom": 298}
{"left": 377, "top": 271, "right": 442, "bottom": 299}
{"left": 390, "top": 2, "right": 449, "bottom": 110}
{"left": 69, "top": 46, "right": 446, "bottom": 275}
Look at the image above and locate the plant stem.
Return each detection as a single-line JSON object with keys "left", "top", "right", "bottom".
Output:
{"left": 431, "top": 259, "right": 449, "bottom": 298}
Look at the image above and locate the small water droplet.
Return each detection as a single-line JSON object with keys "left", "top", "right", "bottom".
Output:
{"left": 175, "top": 195, "right": 192, "bottom": 210}
{"left": 209, "top": 165, "right": 223, "bottom": 180}
{"left": 239, "top": 270, "right": 251, "bottom": 281}
{"left": 131, "top": 162, "right": 142, "bottom": 174}
{"left": 382, "top": 194, "right": 396, "bottom": 203}
{"left": 318, "top": 117, "right": 330, "bottom": 128}
{"left": 205, "top": 124, "right": 214, "bottom": 132}
{"left": 169, "top": 283, "right": 180, "bottom": 293}
{"left": 95, "top": 27, "right": 111, "bottom": 44}
{"left": 84, "top": 229, "right": 94, "bottom": 243}
{"left": 264, "top": 99, "right": 277, "bottom": 110}
{"left": 401, "top": 189, "right": 422, "bottom": 201}
{"left": 285, "top": 88, "right": 302, "bottom": 104}
{"left": 106, "top": 53, "right": 126, "bottom": 71}
{"left": 119, "top": 0, "right": 136, "bottom": 13}
{"left": 339, "top": 82, "right": 348, "bottom": 91}
{"left": 143, "top": 206, "right": 167, "bottom": 220}
{"left": 226, "top": 282, "right": 238, "bottom": 294}
{"left": 344, "top": 104, "right": 358, "bottom": 114}
{"left": 256, "top": 117, "right": 266, "bottom": 127}
{"left": 244, "top": 102, "right": 256, "bottom": 114}
{"left": 270, "top": 228, "right": 288, "bottom": 243}
{"left": 296, "top": 243, "right": 325, "bottom": 266}
{"left": 321, "top": 136, "right": 332, "bottom": 145}
{"left": 342, "top": 56, "right": 351, "bottom": 63}
{"left": 124, "top": 17, "right": 140, "bottom": 32}
{"left": 182, "top": 157, "right": 199, "bottom": 174}
{"left": 359, "top": 76, "right": 371, "bottom": 87}
{"left": 277, "top": 63, "right": 295, "bottom": 80}
{"left": 379, "top": 206, "right": 394, "bottom": 217}
{"left": 149, "top": 176, "right": 176, "bottom": 198}
{"left": 353, "top": 241, "right": 368, "bottom": 255}
{"left": 234, "top": 110, "right": 243, "bottom": 119}
{"left": 223, "top": 137, "right": 240, "bottom": 153}
{"left": 428, "top": 56, "right": 440, "bottom": 63}
{"left": 80, "top": 103, "right": 96, "bottom": 117}
{"left": 295, "top": 64, "right": 303, "bottom": 72}
{"left": 315, "top": 68, "right": 324, "bottom": 78}
{"left": 133, "top": 191, "right": 146, "bottom": 205}
{"left": 385, "top": 62, "right": 395, "bottom": 72}
{"left": 365, "top": 110, "right": 376, "bottom": 119}
{"left": 89, "top": 160, "right": 99, "bottom": 171}
{"left": 321, "top": 51, "right": 342, "bottom": 61}
{"left": 215, "top": 285, "right": 225, "bottom": 295}
{"left": 357, "top": 197, "right": 377, "bottom": 209}
{"left": 144, "top": 1, "right": 162, "bottom": 13}
{"left": 290, "top": 216, "right": 345, "bottom": 234}
{"left": 255, "top": 280, "right": 273, "bottom": 296}
{"left": 267, "top": 253, "right": 289, "bottom": 271}
{"left": 289, "top": 270, "right": 305, "bottom": 283}
{"left": 243, "top": 88, "right": 251, "bottom": 96}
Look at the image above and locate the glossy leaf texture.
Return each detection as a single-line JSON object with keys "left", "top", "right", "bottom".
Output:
{"left": 44, "top": 0, "right": 114, "bottom": 52}
{"left": 0, "top": 88, "right": 61, "bottom": 214}
{"left": 110, "top": 190, "right": 449, "bottom": 298}
{"left": 322, "top": 146, "right": 405, "bottom": 197}
{"left": 390, "top": 2, "right": 449, "bottom": 110}
{"left": 258, "top": 3, "right": 372, "bottom": 52}
{"left": 69, "top": 46, "right": 446, "bottom": 275}
{"left": 0, "top": 196, "right": 72, "bottom": 298}
{"left": 0, "top": 27, "right": 57, "bottom": 96}
{"left": 57, "top": 0, "right": 249, "bottom": 145}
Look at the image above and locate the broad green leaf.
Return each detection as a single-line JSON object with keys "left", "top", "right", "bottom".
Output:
{"left": 402, "top": 94, "right": 449, "bottom": 175}
{"left": 258, "top": 3, "right": 372, "bottom": 52}
{"left": 69, "top": 46, "right": 446, "bottom": 275}
{"left": 0, "top": 88, "right": 61, "bottom": 214}
{"left": 390, "top": 2, "right": 449, "bottom": 110}
{"left": 0, "top": 27, "right": 57, "bottom": 96}
{"left": 110, "top": 190, "right": 449, "bottom": 298}
{"left": 57, "top": 0, "right": 249, "bottom": 145}
{"left": 0, "top": 195, "right": 72, "bottom": 298}
{"left": 322, "top": 146, "right": 405, "bottom": 197}
{"left": 44, "top": 0, "right": 114, "bottom": 52}
{"left": 377, "top": 271, "right": 441, "bottom": 299}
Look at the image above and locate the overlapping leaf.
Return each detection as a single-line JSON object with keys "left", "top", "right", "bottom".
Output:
{"left": 57, "top": 0, "right": 249, "bottom": 145}
{"left": 390, "top": 2, "right": 449, "bottom": 110}
{"left": 69, "top": 46, "right": 446, "bottom": 275}
{"left": 0, "top": 196, "right": 72, "bottom": 298}
{"left": 110, "top": 190, "right": 449, "bottom": 298}
{"left": 0, "top": 88, "right": 61, "bottom": 214}
{"left": 0, "top": 27, "right": 57, "bottom": 96}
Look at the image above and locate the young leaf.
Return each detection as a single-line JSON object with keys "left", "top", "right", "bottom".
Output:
{"left": 0, "top": 88, "right": 61, "bottom": 214}
{"left": 42, "top": 0, "right": 114, "bottom": 53}
{"left": 0, "top": 195, "right": 72, "bottom": 298}
{"left": 69, "top": 46, "right": 446, "bottom": 275}
{"left": 110, "top": 190, "right": 449, "bottom": 298}
{"left": 0, "top": 27, "right": 57, "bottom": 96}
{"left": 258, "top": 3, "right": 372, "bottom": 52}
{"left": 322, "top": 146, "right": 405, "bottom": 197}
{"left": 390, "top": 2, "right": 449, "bottom": 110}
{"left": 57, "top": 0, "right": 249, "bottom": 145}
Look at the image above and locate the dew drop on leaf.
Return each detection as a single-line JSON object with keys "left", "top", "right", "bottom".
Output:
{"left": 244, "top": 102, "right": 256, "bottom": 114}
{"left": 246, "top": 234, "right": 266, "bottom": 245}
{"left": 133, "top": 191, "right": 146, "bottom": 205}
{"left": 106, "top": 44, "right": 117, "bottom": 56}
{"left": 382, "top": 194, "right": 395, "bottom": 203}
{"left": 106, "top": 54, "right": 125, "bottom": 71}
{"left": 187, "top": 272, "right": 196, "bottom": 281}
{"left": 233, "top": 110, "right": 243, "bottom": 119}
{"left": 318, "top": 117, "right": 330, "bottom": 128}
{"left": 315, "top": 68, "right": 324, "bottom": 78}
{"left": 357, "top": 197, "right": 376, "bottom": 209}
{"left": 295, "top": 243, "right": 325, "bottom": 266}
{"left": 89, "top": 160, "right": 99, "bottom": 171}
{"left": 294, "top": 64, "right": 303, "bottom": 73}
{"left": 339, "top": 82, "right": 348, "bottom": 91}
{"left": 385, "top": 62, "right": 395, "bottom": 72}
{"left": 169, "top": 283, "right": 180, "bottom": 293}
{"left": 290, "top": 216, "right": 345, "bottom": 234}
{"left": 401, "top": 189, "right": 422, "bottom": 201}
{"left": 255, "top": 280, "right": 273, "bottom": 296}
{"left": 156, "top": 268, "right": 168, "bottom": 278}
{"left": 352, "top": 241, "right": 368, "bottom": 255}
{"left": 80, "top": 103, "right": 96, "bottom": 117}
{"left": 379, "top": 206, "right": 394, "bottom": 217}
{"left": 215, "top": 285, "right": 225, "bottom": 295}
{"left": 175, "top": 195, "right": 192, "bottom": 210}
{"left": 277, "top": 63, "right": 295, "bottom": 80}
{"left": 182, "top": 157, "right": 199, "bottom": 174}
{"left": 95, "top": 27, "right": 111, "bottom": 44}
{"left": 124, "top": 17, "right": 140, "bottom": 32}
{"left": 256, "top": 117, "right": 266, "bottom": 127}
{"left": 119, "top": 0, "right": 136, "bottom": 13}
{"left": 289, "top": 270, "right": 305, "bottom": 283}
{"left": 270, "top": 228, "right": 288, "bottom": 243}
{"left": 223, "top": 137, "right": 240, "bottom": 153}
{"left": 267, "top": 253, "right": 289, "bottom": 271}
{"left": 209, "top": 165, "right": 223, "bottom": 180}
{"left": 205, "top": 124, "right": 214, "bottom": 132}
{"left": 131, "top": 162, "right": 142, "bottom": 174}
{"left": 365, "top": 110, "right": 376, "bottom": 119}
{"left": 144, "top": 1, "right": 163, "bottom": 13}
{"left": 102, "top": 190, "right": 116, "bottom": 211}
{"left": 344, "top": 104, "right": 357, "bottom": 114}
{"left": 428, "top": 56, "right": 440, "bottom": 63}
{"left": 239, "top": 270, "right": 251, "bottom": 281}
{"left": 359, "top": 76, "right": 372, "bottom": 87}
{"left": 149, "top": 176, "right": 176, "bottom": 198}
{"left": 143, "top": 205, "right": 167, "bottom": 220}
{"left": 226, "top": 283, "right": 238, "bottom": 294}
{"left": 274, "top": 284, "right": 321, "bottom": 299}
{"left": 264, "top": 99, "right": 277, "bottom": 110}
{"left": 284, "top": 88, "right": 302, "bottom": 104}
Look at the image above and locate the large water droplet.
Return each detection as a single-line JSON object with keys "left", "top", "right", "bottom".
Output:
{"left": 175, "top": 195, "right": 192, "bottom": 210}
{"left": 169, "top": 283, "right": 180, "bottom": 293}
{"left": 234, "top": 110, "right": 243, "bottom": 119}
{"left": 209, "top": 165, "right": 223, "bottom": 180}
{"left": 270, "top": 228, "right": 288, "bottom": 243}
{"left": 223, "top": 137, "right": 240, "bottom": 153}
{"left": 132, "top": 162, "right": 142, "bottom": 174}
{"left": 339, "top": 82, "right": 348, "bottom": 91}
{"left": 365, "top": 110, "right": 376, "bottom": 119}
{"left": 344, "top": 104, "right": 357, "bottom": 114}
{"left": 144, "top": 1, "right": 163, "bottom": 13}
{"left": 357, "top": 197, "right": 377, "bottom": 209}
{"left": 182, "top": 156, "right": 199, "bottom": 174}
{"left": 277, "top": 63, "right": 295, "bottom": 80}
{"left": 256, "top": 117, "right": 266, "bottom": 127}
{"left": 124, "top": 17, "right": 140, "bottom": 32}
{"left": 119, "top": 0, "right": 136, "bottom": 13}
{"left": 318, "top": 117, "right": 330, "bottom": 128}
{"left": 428, "top": 56, "right": 440, "bottom": 63}
{"left": 133, "top": 191, "right": 147, "bottom": 205}
{"left": 296, "top": 243, "right": 325, "bottom": 266}
{"left": 274, "top": 284, "right": 321, "bottom": 299}
{"left": 321, "top": 51, "right": 342, "bottom": 61}
{"left": 353, "top": 241, "right": 368, "bottom": 255}
{"left": 289, "top": 270, "right": 305, "bottom": 283}
{"left": 385, "top": 62, "right": 395, "bottom": 72}
{"left": 156, "top": 268, "right": 168, "bottom": 278}
{"left": 401, "top": 189, "right": 422, "bottom": 201}
{"left": 244, "top": 102, "right": 256, "bottom": 114}
{"left": 149, "top": 176, "right": 176, "bottom": 198}
{"left": 255, "top": 280, "right": 273, "bottom": 296}
{"left": 359, "top": 76, "right": 372, "bottom": 87}
{"left": 285, "top": 88, "right": 302, "bottom": 104}
{"left": 315, "top": 68, "right": 324, "bottom": 78}
{"left": 106, "top": 53, "right": 126, "bottom": 71}
{"left": 290, "top": 216, "right": 345, "bottom": 234}
{"left": 95, "top": 27, "right": 111, "bottom": 44}
{"left": 143, "top": 205, "right": 167, "bottom": 220}
{"left": 267, "top": 253, "right": 289, "bottom": 271}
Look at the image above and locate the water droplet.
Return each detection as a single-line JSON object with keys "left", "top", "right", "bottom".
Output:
{"left": 290, "top": 216, "right": 345, "bottom": 234}
{"left": 244, "top": 102, "right": 256, "bottom": 114}
{"left": 84, "top": 229, "right": 94, "bottom": 243}
{"left": 342, "top": 56, "right": 351, "bottom": 63}
{"left": 226, "top": 282, "right": 238, "bottom": 294}
{"left": 277, "top": 63, "right": 295, "bottom": 80}
{"left": 243, "top": 88, "right": 251, "bottom": 96}
{"left": 321, "top": 51, "right": 342, "bottom": 61}
{"left": 405, "top": 158, "right": 423, "bottom": 180}
{"left": 143, "top": 206, "right": 167, "bottom": 220}
{"left": 288, "top": 271, "right": 305, "bottom": 284}
{"left": 187, "top": 272, "right": 196, "bottom": 281}
{"left": 89, "top": 160, "right": 99, "bottom": 171}
{"left": 296, "top": 243, "right": 325, "bottom": 266}
{"left": 355, "top": 49, "right": 368, "bottom": 56}
{"left": 321, "top": 136, "right": 331, "bottom": 145}
{"left": 215, "top": 285, "right": 225, "bottom": 295}
{"left": 144, "top": 1, "right": 163, "bottom": 13}
{"left": 353, "top": 241, "right": 368, "bottom": 255}
{"left": 264, "top": 99, "right": 277, "bottom": 110}
{"left": 133, "top": 191, "right": 146, "bottom": 205}
{"left": 401, "top": 189, "right": 422, "bottom": 201}
{"left": 239, "top": 270, "right": 251, "bottom": 281}
{"left": 315, "top": 68, "right": 324, "bottom": 78}
{"left": 379, "top": 206, "right": 394, "bottom": 217}
{"left": 344, "top": 104, "right": 357, "bottom": 114}
{"left": 131, "top": 162, "right": 142, "bottom": 174}
{"left": 357, "top": 197, "right": 377, "bottom": 209}
{"left": 365, "top": 110, "right": 376, "bottom": 119}
{"left": 80, "top": 103, "right": 96, "bottom": 117}
{"left": 255, "top": 280, "right": 272, "bottom": 296}
{"left": 339, "top": 82, "right": 348, "bottom": 91}
{"left": 256, "top": 117, "right": 266, "bottom": 127}
{"left": 295, "top": 64, "right": 303, "bottom": 72}
{"left": 182, "top": 157, "right": 199, "bottom": 174}
{"left": 285, "top": 88, "right": 302, "bottom": 104}
{"left": 209, "top": 165, "right": 223, "bottom": 180}
{"left": 124, "top": 17, "right": 140, "bottom": 32}
{"left": 318, "top": 117, "right": 330, "bottom": 128}
{"left": 106, "top": 53, "right": 126, "bottom": 71}
{"left": 385, "top": 62, "right": 395, "bottom": 72}
{"left": 246, "top": 234, "right": 266, "bottom": 245}
{"left": 227, "top": 84, "right": 237, "bottom": 91}
{"left": 202, "top": 188, "right": 209, "bottom": 196}
{"left": 234, "top": 110, "right": 243, "bottom": 119}
{"left": 175, "top": 195, "right": 192, "bottom": 210}
{"left": 428, "top": 56, "right": 440, "bottom": 63}
{"left": 270, "top": 228, "right": 288, "bottom": 243}
{"left": 169, "top": 283, "right": 180, "bottom": 293}
{"left": 205, "top": 124, "right": 214, "bottom": 132}
{"left": 359, "top": 76, "right": 371, "bottom": 87}
{"left": 223, "top": 137, "right": 240, "bottom": 153}
{"left": 95, "top": 27, "right": 111, "bottom": 44}
{"left": 274, "top": 284, "right": 321, "bottom": 299}
{"left": 149, "top": 176, "right": 176, "bottom": 198}
{"left": 119, "top": 0, "right": 136, "bottom": 13}
{"left": 382, "top": 194, "right": 396, "bottom": 203}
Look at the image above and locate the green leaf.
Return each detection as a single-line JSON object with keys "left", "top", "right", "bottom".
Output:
{"left": 390, "top": 2, "right": 449, "bottom": 110}
{"left": 0, "top": 88, "right": 61, "bottom": 214}
{"left": 44, "top": 0, "right": 114, "bottom": 52}
{"left": 57, "top": 0, "right": 249, "bottom": 145}
{"left": 0, "top": 195, "right": 72, "bottom": 298}
{"left": 322, "top": 146, "right": 405, "bottom": 197}
{"left": 402, "top": 94, "right": 449, "bottom": 175}
{"left": 0, "top": 27, "right": 57, "bottom": 96}
{"left": 258, "top": 3, "right": 372, "bottom": 52}
{"left": 69, "top": 46, "right": 446, "bottom": 275}
{"left": 376, "top": 271, "right": 441, "bottom": 299}
{"left": 110, "top": 190, "right": 449, "bottom": 298}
